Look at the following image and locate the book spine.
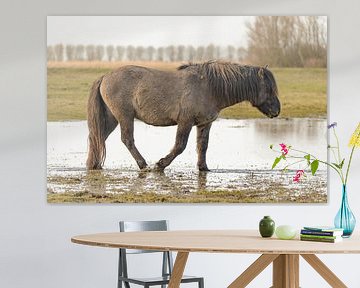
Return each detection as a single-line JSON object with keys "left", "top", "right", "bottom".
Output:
{"left": 300, "top": 233, "right": 337, "bottom": 239}
{"left": 301, "top": 230, "right": 337, "bottom": 236}
{"left": 300, "top": 237, "right": 337, "bottom": 243}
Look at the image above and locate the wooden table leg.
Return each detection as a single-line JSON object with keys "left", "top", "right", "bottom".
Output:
{"left": 168, "top": 251, "right": 189, "bottom": 288}
{"left": 272, "top": 254, "right": 299, "bottom": 288}
{"left": 228, "top": 254, "right": 279, "bottom": 288}
{"left": 301, "top": 254, "right": 347, "bottom": 288}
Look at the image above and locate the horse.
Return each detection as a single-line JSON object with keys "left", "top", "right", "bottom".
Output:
{"left": 86, "top": 61, "right": 280, "bottom": 171}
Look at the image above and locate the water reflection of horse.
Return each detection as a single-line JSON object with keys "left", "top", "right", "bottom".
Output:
{"left": 86, "top": 61, "right": 280, "bottom": 171}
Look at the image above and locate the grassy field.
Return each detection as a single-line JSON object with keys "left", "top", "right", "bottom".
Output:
{"left": 47, "top": 61, "right": 327, "bottom": 121}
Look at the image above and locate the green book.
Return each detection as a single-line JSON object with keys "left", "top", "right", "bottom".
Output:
{"left": 300, "top": 234, "right": 340, "bottom": 240}
{"left": 300, "top": 235, "right": 342, "bottom": 243}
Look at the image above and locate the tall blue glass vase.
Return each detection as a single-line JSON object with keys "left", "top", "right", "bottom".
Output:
{"left": 334, "top": 185, "right": 356, "bottom": 237}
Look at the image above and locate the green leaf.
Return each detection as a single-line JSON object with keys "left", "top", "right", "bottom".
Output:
{"left": 304, "top": 154, "right": 311, "bottom": 165}
{"left": 339, "top": 159, "right": 345, "bottom": 169}
{"left": 272, "top": 157, "right": 282, "bottom": 169}
{"left": 311, "top": 160, "right": 319, "bottom": 175}
{"left": 270, "top": 144, "right": 273, "bottom": 149}
{"left": 332, "top": 162, "right": 341, "bottom": 169}
{"left": 332, "top": 159, "right": 345, "bottom": 169}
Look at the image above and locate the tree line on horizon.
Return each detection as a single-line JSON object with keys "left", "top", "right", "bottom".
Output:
{"left": 47, "top": 16, "right": 327, "bottom": 67}
{"left": 47, "top": 44, "right": 247, "bottom": 63}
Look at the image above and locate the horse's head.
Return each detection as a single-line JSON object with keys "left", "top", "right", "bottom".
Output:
{"left": 250, "top": 66, "right": 281, "bottom": 118}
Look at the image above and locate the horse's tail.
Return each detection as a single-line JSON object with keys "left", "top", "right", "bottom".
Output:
{"left": 86, "top": 76, "right": 112, "bottom": 170}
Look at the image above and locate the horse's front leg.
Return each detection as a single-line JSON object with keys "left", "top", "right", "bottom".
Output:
{"left": 196, "top": 122, "right": 212, "bottom": 171}
{"left": 155, "top": 122, "right": 193, "bottom": 171}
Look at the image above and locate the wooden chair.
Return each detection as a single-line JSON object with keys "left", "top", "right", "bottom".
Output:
{"left": 118, "top": 220, "right": 204, "bottom": 288}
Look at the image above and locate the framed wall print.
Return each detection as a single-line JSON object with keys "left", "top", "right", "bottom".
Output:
{"left": 47, "top": 16, "right": 327, "bottom": 203}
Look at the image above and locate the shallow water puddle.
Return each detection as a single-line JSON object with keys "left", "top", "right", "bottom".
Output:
{"left": 47, "top": 118, "right": 327, "bottom": 203}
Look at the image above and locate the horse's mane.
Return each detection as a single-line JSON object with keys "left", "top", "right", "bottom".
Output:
{"left": 178, "top": 61, "right": 277, "bottom": 105}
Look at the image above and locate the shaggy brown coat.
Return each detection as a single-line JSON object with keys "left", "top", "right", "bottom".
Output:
{"left": 86, "top": 61, "right": 280, "bottom": 171}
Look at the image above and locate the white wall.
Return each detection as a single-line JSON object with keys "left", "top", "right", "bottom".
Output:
{"left": 1, "top": 1, "right": 360, "bottom": 287}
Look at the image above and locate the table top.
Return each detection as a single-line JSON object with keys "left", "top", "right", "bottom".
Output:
{"left": 71, "top": 230, "right": 360, "bottom": 254}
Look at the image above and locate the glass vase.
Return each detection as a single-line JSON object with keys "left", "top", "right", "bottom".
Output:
{"left": 334, "top": 185, "right": 356, "bottom": 237}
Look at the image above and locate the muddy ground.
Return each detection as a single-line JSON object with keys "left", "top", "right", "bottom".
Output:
{"left": 47, "top": 118, "right": 327, "bottom": 203}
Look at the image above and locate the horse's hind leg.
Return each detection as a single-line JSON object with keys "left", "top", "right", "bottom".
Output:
{"left": 104, "top": 109, "right": 119, "bottom": 139}
{"left": 119, "top": 118, "right": 148, "bottom": 170}
{"left": 196, "top": 122, "right": 212, "bottom": 171}
{"left": 155, "top": 122, "right": 193, "bottom": 171}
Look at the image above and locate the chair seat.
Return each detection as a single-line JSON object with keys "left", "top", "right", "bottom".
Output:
{"left": 119, "top": 274, "right": 203, "bottom": 286}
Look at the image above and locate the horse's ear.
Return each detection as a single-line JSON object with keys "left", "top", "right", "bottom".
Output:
{"left": 258, "top": 67, "right": 264, "bottom": 79}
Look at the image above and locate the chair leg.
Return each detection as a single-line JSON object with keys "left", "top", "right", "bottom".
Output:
{"left": 120, "top": 279, "right": 131, "bottom": 288}
{"left": 199, "top": 278, "right": 204, "bottom": 288}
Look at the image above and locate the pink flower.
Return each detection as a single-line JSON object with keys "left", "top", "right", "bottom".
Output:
{"left": 293, "top": 170, "right": 305, "bottom": 183}
{"left": 279, "top": 143, "right": 288, "bottom": 155}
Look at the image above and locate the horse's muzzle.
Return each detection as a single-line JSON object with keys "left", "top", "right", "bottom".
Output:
{"left": 258, "top": 99, "right": 280, "bottom": 118}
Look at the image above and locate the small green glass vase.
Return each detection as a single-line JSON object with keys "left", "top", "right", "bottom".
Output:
{"left": 259, "top": 216, "right": 275, "bottom": 238}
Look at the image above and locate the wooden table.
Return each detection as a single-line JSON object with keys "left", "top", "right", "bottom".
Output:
{"left": 72, "top": 230, "right": 360, "bottom": 288}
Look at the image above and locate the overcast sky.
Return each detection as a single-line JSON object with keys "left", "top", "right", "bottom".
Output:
{"left": 47, "top": 16, "right": 253, "bottom": 47}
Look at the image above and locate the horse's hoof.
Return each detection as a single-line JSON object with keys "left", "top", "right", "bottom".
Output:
{"left": 198, "top": 166, "right": 210, "bottom": 172}
{"left": 153, "top": 163, "right": 165, "bottom": 172}
{"left": 140, "top": 166, "right": 151, "bottom": 172}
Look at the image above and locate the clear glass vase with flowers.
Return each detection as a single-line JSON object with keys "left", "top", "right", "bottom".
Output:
{"left": 270, "top": 122, "right": 360, "bottom": 237}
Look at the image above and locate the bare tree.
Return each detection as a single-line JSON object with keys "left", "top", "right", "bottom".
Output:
{"left": 146, "top": 46, "right": 156, "bottom": 61}
{"left": 126, "top": 45, "right": 136, "bottom": 61}
{"left": 247, "top": 16, "right": 281, "bottom": 66}
{"left": 165, "top": 45, "right": 176, "bottom": 62}
{"left": 246, "top": 16, "right": 327, "bottom": 67}
{"left": 215, "top": 46, "right": 221, "bottom": 59}
{"left": 297, "top": 16, "right": 327, "bottom": 67}
{"left": 106, "top": 45, "right": 115, "bottom": 61}
{"left": 116, "top": 46, "right": 125, "bottom": 61}
{"left": 135, "top": 46, "right": 145, "bottom": 61}
{"left": 237, "top": 47, "right": 247, "bottom": 62}
{"left": 75, "top": 45, "right": 85, "bottom": 61}
{"left": 54, "top": 44, "right": 64, "bottom": 61}
{"left": 65, "top": 45, "right": 76, "bottom": 61}
{"left": 86, "top": 45, "right": 96, "bottom": 61}
{"left": 186, "top": 46, "right": 196, "bottom": 62}
{"left": 227, "top": 45, "right": 236, "bottom": 61}
{"left": 177, "top": 45, "right": 186, "bottom": 62}
{"left": 95, "top": 45, "right": 104, "bottom": 61}
{"left": 157, "top": 47, "right": 164, "bottom": 61}
{"left": 205, "top": 44, "right": 216, "bottom": 60}
{"left": 47, "top": 46, "right": 55, "bottom": 61}
{"left": 196, "top": 46, "right": 205, "bottom": 61}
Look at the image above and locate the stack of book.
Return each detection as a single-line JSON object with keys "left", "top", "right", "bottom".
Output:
{"left": 300, "top": 226, "right": 344, "bottom": 243}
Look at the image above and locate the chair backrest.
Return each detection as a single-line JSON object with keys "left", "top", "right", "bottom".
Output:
{"left": 118, "top": 220, "right": 174, "bottom": 282}
{"left": 120, "top": 220, "right": 168, "bottom": 232}
{"left": 119, "top": 220, "right": 169, "bottom": 254}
